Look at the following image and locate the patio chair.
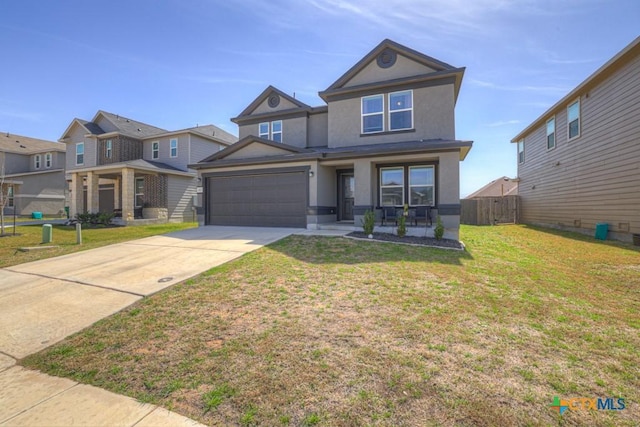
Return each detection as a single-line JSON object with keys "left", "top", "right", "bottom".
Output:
{"left": 413, "top": 206, "right": 433, "bottom": 227}
{"left": 381, "top": 206, "right": 398, "bottom": 226}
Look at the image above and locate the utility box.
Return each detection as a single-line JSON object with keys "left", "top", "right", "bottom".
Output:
{"left": 42, "top": 224, "right": 53, "bottom": 243}
{"left": 595, "top": 223, "right": 608, "bottom": 240}
{"left": 32, "top": 212, "right": 43, "bottom": 219}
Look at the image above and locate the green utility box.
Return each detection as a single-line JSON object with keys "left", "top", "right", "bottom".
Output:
{"left": 595, "top": 223, "right": 608, "bottom": 240}
{"left": 32, "top": 212, "right": 43, "bottom": 219}
{"left": 42, "top": 224, "right": 53, "bottom": 244}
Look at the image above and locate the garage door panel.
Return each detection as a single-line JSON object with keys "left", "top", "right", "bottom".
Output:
{"left": 207, "top": 170, "right": 307, "bottom": 228}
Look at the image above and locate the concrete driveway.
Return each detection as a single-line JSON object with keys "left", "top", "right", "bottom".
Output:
{"left": 0, "top": 225, "right": 299, "bottom": 426}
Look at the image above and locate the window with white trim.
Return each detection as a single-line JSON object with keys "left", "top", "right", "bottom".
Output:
{"left": 152, "top": 141, "right": 159, "bottom": 159}
{"left": 258, "top": 121, "right": 283, "bottom": 142}
{"left": 34, "top": 154, "right": 41, "bottom": 169}
{"left": 76, "top": 142, "right": 84, "bottom": 165}
{"left": 105, "top": 139, "right": 112, "bottom": 159}
{"left": 380, "top": 167, "right": 404, "bottom": 206}
{"left": 362, "top": 94, "right": 384, "bottom": 133}
{"left": 170, "top": 139, "right": 178, "bottom": 157}
{"left": 135, "top": 177, "right": 144, "bottom": 208}
{"left": 409, "top": 166, "right": 434, "bottom": 206}
{"left": 518, "top": 140, "right": 524, "bottom": 164}
{"left": 7, "top": 186, "right": 14, "bottom": 207}
{"left": 546, "top": 117, "right": 555, "bottom": 150}
{"left": 389, "top": 90, "right": 413, "bottom": 131}
{"left": 567, "top": 99, "right": 580, "bottom": 140}
{"left": 45, "top": 152, "right": 52, "bottom": 168}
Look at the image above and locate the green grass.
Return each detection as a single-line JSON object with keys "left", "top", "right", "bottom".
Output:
{"left": 0, "top": 222, "right": 197, "bottom": 268}
{"left": 22, "top": 225, "right": 640, "bottom": 426}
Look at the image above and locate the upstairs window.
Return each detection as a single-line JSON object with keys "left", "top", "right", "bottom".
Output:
{"left": 546, "top": 117, "right": 555, "bottom": 150}
{"left": 76, "top": 142, "right": 84, "bottom": 165}
{"left": 567, "top": 99, "right": 580, "bottom": 140}
{"left": 258, "top": 121, "right": 283, "bottom": 142}
{"left": 518, "top": 140, "right": 524, "bottom": 164}
{"left": 409, "top": 166, "right": 434, "bottom": 206}
{"left": 380, "top": 167, "right": 404, "bottom": 206}
{"left": 362, "top": 94, "right": 384, "bottom": 133}
{"left": 45, "top": 152, "right": 52, "bottom": 168}
{"left": 152, "top": 141, "right": 159, "bottom": 159}
{"left": 105, "top": 139, "right": 112, "bottom": 159}
{"left": 170, "top": 139, "right": 178, "bottom": 157}
{"left": 34, "top": 154, "right": 41, "bottom": 169}
{"left": 389, "top": 90, "right": 413, "bottom": 131}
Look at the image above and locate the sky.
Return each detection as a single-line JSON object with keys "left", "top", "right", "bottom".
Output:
{"left": 1, "top": 0, "right": 638, "bottom": 197}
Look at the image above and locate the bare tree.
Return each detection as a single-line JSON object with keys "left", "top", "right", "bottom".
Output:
{"left": 0, "top": 152, "right": 12, "bottom": 235}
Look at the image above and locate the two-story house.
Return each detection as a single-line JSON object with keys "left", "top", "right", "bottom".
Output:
{"left": 60, "top": 111, "right": 237, "bottom": 224}
{"left": 1, "top": 132, "right": 66, "bottom": 216}
{"left": 191, "top": 39, "right": 472, "bottom": 239}
{"left": 511, "top": 36, "right": 640, "bottom": 242}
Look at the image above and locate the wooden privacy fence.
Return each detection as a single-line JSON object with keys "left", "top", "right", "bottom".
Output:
{"left": 461, "top": 196, "right": 519, "bottom": 225}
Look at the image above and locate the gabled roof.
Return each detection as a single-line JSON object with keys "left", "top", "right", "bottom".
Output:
{"left": 465, "top": 176, "right": 518, "bottom": 199}
{"left": 511, "top": 36, "right": 640, "bottom": 142}
{"left": 93, "top": 110, "right": 168, "bottom": 139}
{"left": 187, "top": 125, "right": 238, "bottom": 145}
{"left": 198, "top": 135, "right": 311, "bottom": 164}
{"left": 0, "top": 132, "right": 65, "bottom": 154}
{"left": 70, "top": 159, "right": 193, "bottom": 176}
{"left": 319, "top": 39, "right": 465, "bottom": 102}
{"left": 232, "top": 86, "right": 314, "bottom": 123}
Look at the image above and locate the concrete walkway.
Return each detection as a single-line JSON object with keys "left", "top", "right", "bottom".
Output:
{"left": 0, "top": 226, "right": 301, "bottom": 426}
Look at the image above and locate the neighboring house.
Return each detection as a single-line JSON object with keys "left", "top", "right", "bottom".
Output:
{"left": 191, "top": 39, "right": 472, "bottom": 239}
{"left": 465, "top": 176, "right": 518, "bottom": 199}
{"left": 511, "top": 36, "right": 640, "bottom": 242}
{"left": 0, "top": 132, "right": 66, "bottom": 216}
{"left": 60, "top": 111, "right": 237, "bottom": 223}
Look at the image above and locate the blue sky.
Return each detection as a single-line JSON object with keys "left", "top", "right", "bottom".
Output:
{"left": 1, "top": 0, "right": 638, "bottom": 196}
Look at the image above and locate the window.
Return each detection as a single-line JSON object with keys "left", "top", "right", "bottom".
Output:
{"left": 152, "top": 141, "right": 159, "bottom": 159}
{"left": 34, "top": 154, "right": 41, "bottom": 169}
{"left": 271, "top": 120, "right": 282, "bottom": 143}
{"left": 7, "top": 186, "right": 14, "bottom": 207}
{"left": 45, "top": 152, "right": 52, "bottom": 168}
{"left": 259, "top": 122, "right": 270, "bottom": 139}
{"left": 518, "top": 140, "right": 524, "bottom": 164}
{"left": 409, "top": 166, "right": 434, "bottom": 206}
{"left": 389, "top": 90, "right": 413, "bottom": 131}
{"left": 76, "top": 143, "right": 84, "bottom": 165}
{"left": 170, "top": 139, "right": 178, "bottom": 157}
{"left": 135, "top": 178, "right": 144, "bottom": 208}
{"left": 546, "top": 117, "right": 555, "bottom": 150}
{"left": 362, "top": 94, "right": 384, "bottom": 133}
{"left": 380, "top": 167, "right": 404, "bottom": 206}
{"left": 105, "top": 139, "right": 112, "bottom": 159}
{"left": 567, "top": 99, "right": 580, "bottom": 140}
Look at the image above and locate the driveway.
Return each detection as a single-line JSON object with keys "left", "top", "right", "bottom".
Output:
{"left": 0, "top": 225, "right": 300, "bottom": 426}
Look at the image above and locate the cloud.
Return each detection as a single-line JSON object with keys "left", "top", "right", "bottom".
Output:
{"left": 0, "top": 109, "right": 42, "bottom": 122}
{"left": 485, "top": 119, "right": 521, "bottom": 127}
{"left": 468, "top": 78, "right": 571, "bottom": 94}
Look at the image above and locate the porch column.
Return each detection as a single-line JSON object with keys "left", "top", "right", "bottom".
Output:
{"left": 86, "top": 171, "right": 99, "bottom": 213}
{"left": 113, "top": 176, "right": 121, "bottom": 210}
{"left": 353, "top": 159, "right": 374, "bottom": 225}
{"left": 121, "top": 168, "right": 134, "bottom": 222}
{"left": 70, "top": 173, "right": 84, "bottom": 217}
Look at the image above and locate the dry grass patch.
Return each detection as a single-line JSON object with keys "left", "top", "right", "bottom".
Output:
{"left": 22, "top": 225, "right": 639, "bottom": 426}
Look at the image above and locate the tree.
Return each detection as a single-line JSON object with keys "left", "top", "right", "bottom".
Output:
{"left": 0, "top": 152, "right": 13, "bottom": 235}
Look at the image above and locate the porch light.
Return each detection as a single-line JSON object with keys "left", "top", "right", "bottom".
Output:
{"left": 309, "top": 170, "right": 314, "bottom": 177}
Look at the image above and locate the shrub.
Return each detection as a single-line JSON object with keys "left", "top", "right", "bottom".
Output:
{"left": 397, "top": 205, "right": 408, "bottom": 237}
{"left": 362, "top": 209, "right": 375, "bottom": 235}
{"left": 97, "top": 212, "right": 115, "bottom": 225}
{"left": 434, "top": 216, "right": 444, "bottom": 240}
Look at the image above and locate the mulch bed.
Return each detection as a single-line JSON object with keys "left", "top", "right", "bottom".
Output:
{"left": 346, "top": 231, "right": 465, "bottom": 250}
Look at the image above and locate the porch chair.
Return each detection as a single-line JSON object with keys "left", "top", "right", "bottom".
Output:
{"left": 412, "top": 206, "right": 433, "bottom": 227}
{"left": 380, "top": 206, "right": 399, "bottom": 226}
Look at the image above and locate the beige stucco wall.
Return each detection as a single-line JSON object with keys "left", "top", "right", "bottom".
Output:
{"left": 252, "top": 95, "right": 299, "bottom": 115}
{"left": 238, "top": 116, "right": 308, "bottom": 148}
{"left": 344, "top": 54, "right": 437, "bottom": 87}
{"left": 327, "top": 84, "right": 455, "bottom": 148}
{"left": 224, "top": 143, "right": 296, "bottom": 160}
{"left": 308, "top": 112, "right": 328, "bottom": 147}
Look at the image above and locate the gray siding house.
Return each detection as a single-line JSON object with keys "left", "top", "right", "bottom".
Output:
{"left": 511, "top": 36, "right": 640, "bottom": 242}
{"left": 0, "top": 132, "right": 66, "bottom": 216}
{"left": 192, "top": 40, "right": 473, "bottom": 239}
{"left": 60, "top": 111, "right": 237, "bottom": 224}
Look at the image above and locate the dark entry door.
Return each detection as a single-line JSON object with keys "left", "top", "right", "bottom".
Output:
{"left": 339, "top": 173, "right": 355, "bottom": 221}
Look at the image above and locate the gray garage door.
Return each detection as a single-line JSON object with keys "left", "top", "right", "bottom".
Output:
{"left": 207, "top": 170, "right": 307, "bottom": 228}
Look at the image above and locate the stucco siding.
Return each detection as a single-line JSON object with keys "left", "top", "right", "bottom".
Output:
{"left": 344, "top": 54, "right": 436, "bottom": 87}
{"left": 308, "top": 112, "right": 329, "bottom": 147}
{"left": 4, "top": 153, "right": 28, "bottom": 174}
{"left": 327, "top": 84, "right": 455, "bottom": 148}
{"left": 252, "top": 96, "right": 299, "bottom": 115}
{"left": 517, "top": 53, "right": 640, "bottom": 237}
{"left": 167, "top": 176, "right": 197, "bottom": 222}
{"left": 225, "top": 143, "right": 295, "bottom": 160}
{"left": 238, "top": 116, "right": 308, "bottom": 148}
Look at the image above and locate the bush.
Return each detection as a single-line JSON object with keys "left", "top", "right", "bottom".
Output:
{"left": 434, "top": 216, "right": 444, "bottom": 240}
{"left": 362, "top": 209, "right": 375, "bottom": 235}
{"left": 75, "top": 211, "right": 114, "bottom": 226}
{"left": 397, "top": 205, "right": 408, "bottom": 237}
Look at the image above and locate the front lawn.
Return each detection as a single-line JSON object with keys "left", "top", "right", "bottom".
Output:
{"left": 0, "top": 222, "right": 197, "bottom": 268}
{"left": 22, "top": 225, "right": 639, "bottom": 426}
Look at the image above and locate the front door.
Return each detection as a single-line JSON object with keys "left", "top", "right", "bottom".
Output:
{"left": 339, "top": 173, "right": 355, "bottom": 221}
